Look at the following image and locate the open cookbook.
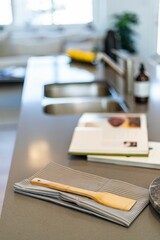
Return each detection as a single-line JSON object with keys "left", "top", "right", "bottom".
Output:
{"left": 68, "top": 113, "right": 149, "bottom": 156}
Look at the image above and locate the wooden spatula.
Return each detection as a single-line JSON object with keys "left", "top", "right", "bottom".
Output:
{"left": 31, "top": 178, "right": 136, "bottom": 211}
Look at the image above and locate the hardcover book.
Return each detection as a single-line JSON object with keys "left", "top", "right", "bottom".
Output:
{"left": 68, "top": 113, "right": 149, "bottom": 156}
{"left": 87, "top": 142, "right": 160, "bottom": 169}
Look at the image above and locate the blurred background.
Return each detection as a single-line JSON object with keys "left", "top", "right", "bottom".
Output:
{"left": 0, "top": 0, "right": 160, "bottom": 214}
{"left": 0, "top": 0, "right": 159, "bottom": 61}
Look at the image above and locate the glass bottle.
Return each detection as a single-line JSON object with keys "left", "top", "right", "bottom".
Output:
{"left": 134, "top": 63, "right": 149, "bottom": 103}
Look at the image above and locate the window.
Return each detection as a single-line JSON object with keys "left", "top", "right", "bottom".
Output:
{"left": 13, "top": 0, "right": 93, "bottom": 27}
{"left": 0, "top": 0, "right": 12, "bottom": 26}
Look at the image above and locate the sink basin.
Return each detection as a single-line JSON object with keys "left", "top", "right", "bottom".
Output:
{"left": 43, "top": 81, "right": 128, "bottom": 116}
{"left": 44, "top": 81, "right": 115, "bottom": 98}
{"left": 43, "top": 98, "right": 128, "bottom": 115}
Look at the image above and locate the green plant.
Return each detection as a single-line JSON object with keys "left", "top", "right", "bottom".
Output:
{"left": 112, "top": 12, "right": 139, "bottom": 53}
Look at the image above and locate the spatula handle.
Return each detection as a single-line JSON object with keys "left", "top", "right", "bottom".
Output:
{"left": 31, "top": 178, "right": 94, "bottom": 199}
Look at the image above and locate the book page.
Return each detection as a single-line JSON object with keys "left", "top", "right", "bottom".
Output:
{"left": 69, "top": 113, "right": 148, "bottom": 156}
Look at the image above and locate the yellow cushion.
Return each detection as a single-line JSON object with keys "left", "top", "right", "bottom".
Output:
{"left": 66, "top": 49, "right": 96, "bottom": 63}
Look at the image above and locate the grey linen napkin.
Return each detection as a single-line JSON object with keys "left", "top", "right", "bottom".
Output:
{"left": 13, "top": 161, "right": 149, "bottom": 227}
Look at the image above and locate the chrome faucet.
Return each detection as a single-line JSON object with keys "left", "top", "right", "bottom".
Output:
{"left": 96, "top": 50, "right": 134, "bottom": 94}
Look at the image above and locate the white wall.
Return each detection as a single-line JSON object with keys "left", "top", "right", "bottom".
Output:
{"left": 94, "top": 0, "right": 159, "bottom": 58}
{"left": 93, "top": 0, "right": 108, "bottom": 33}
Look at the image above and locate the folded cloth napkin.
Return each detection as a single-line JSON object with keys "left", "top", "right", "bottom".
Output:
{"left": 14, "top": 161, "right": 149, "bottom": 227}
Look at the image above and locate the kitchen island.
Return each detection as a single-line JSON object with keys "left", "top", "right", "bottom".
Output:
{"left": 0, "top": 56, "right": 160, "bottom": 239}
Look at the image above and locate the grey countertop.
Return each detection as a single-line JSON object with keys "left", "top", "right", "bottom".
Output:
{"left": 0, "top": 56, "right": 160, "bottom": 239}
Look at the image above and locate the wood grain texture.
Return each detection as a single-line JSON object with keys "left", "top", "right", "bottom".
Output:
{"left": 31, "top": 177, "right": 136, "bottom": 211}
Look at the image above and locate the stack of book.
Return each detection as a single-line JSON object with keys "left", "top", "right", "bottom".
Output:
{"left": 68, "top": 113, "right": 160, "bottom": 169}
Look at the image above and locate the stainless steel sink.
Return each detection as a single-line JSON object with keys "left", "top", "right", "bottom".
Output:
{"left": 43, "top": 81, "right": 128, "bottom": 115}
{"left": 43, "top": 98, "right": 128, "bottom": 115}
{"left": 44, "top": 81, "right": 115, "bottom": 98}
